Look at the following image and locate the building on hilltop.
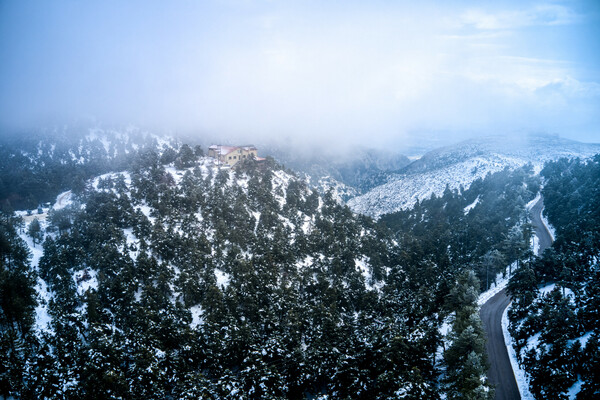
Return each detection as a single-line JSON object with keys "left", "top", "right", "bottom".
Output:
{"left": 208, "top": 144, "right": 264, "bottom": 167}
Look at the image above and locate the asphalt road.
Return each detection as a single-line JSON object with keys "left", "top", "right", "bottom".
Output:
{"left": 480, "top": 195, "right": 553, "bottom": 399}
{"left": 481, "top": 288, "right": 520, "bottom": 400}
{"left": 529, "top": 195, "right": 553, "bottom": 254}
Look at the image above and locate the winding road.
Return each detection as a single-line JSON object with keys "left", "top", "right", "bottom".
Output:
{"left": 529, "top": 195, "right": 553, "bottom": 254}
{"left": 480, "top": 195, "right": 553, "bottom": 400}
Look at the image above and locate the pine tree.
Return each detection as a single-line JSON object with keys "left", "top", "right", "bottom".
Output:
{"left": 444, "top": 271, "right": 494, "bottom": 400}
{"left": 27, "top": 217, "right": 42, "bottom": 246}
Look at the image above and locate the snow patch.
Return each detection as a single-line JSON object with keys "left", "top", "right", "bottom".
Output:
{"left": 165, "top": 166, "right": 184, "bottom": 185}
{"left": 463, "top": 196, "right": 480, "bottom": 215}
{"left": 296, "top": 255, "right": 314, "bottom": 270}
{"left": 17, "top": 223, "right": 46, "bottom": 268}
{"left": 137, "top": 204, "right": 156, "bottom": 224}
{"left": 539, "top": 283, "right": 574, "bottom": 298}
{"left": 123, "top": 228, "right": 139, "bottom": 259}
{"left": 531, "top": 234, "right": 540, "bottom": 256}
{"left": 214, "top": 269, "right": 231, "bottom": 289}
{"left": 540, "top": 207, "right": 556, "bottom": 242}
{"left": 539, "top": 283, "right": 575, "bottom": 304}
{"left": 570, "top": 331, "right": 593, "bottom": 348}
{"left": 355, "top": 256, "right": 382, "bottom": 290}
{"left": 251, "top": 211, "right": 261, "bottom": 232}
{"left": 53, "top": 190, "right": 73, "bottom": 210}
{"left": 34, "top": 278, "right": 52, "bottom": 333}
{"left": 526, "top": 192, "right": 541, "bottom": 210}
{"left": 523, "top": 332, "right": 542, "bottom": 355}
{"left": 190, "top": 305, "right": 204, "bottom": 328}
{"left": 16, "top": 216, "right": 52, "bottom": 334}
{"left": 301, "top": 215, "right": 312, "bottom": 234}
{"left": 477, "top": 263, "right": 515, "bottom": 306}
{"left": 73, "top": 269, "right": 98, "bottom": 296}
{"left": 502, "top": 304, "right": 535, "bottom": 400}
{"left": 567, "top": 380, "right": 583, "bottom": 400}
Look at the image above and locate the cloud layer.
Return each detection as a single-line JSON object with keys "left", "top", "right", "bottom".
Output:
{"left": 0, "top": 0, "right": 598, "bottom": 147}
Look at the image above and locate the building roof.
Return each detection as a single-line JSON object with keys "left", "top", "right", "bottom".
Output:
{"left": 209, "top": 144, "right": 257, "bottom": 156}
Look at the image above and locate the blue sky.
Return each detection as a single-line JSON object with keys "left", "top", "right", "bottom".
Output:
{"left": 0, "top": 0, "right": 598, "bottom": 147}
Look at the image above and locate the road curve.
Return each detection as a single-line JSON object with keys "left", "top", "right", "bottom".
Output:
{"left": 529, "top": 195, "right": 553, "bottom": 254}
{"left": 480, "top": 195, "right": 553, "bottom": 399}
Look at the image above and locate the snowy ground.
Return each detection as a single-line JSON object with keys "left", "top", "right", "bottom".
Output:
{"left": 498, "top": 191, "right": 562, "bottom": 400}
{"left": 479, "top": 260, "right": 535, "bottom": 399}
{"left": 502, "top": 305, "right": 534, "bottom": 399}
{"left": 525, "top": 192, "right": 541, "bottom": 210}
{"left": 531, "top": 235, "right": 540, "bottom": 256}
{"left": 540, "top": 208, "right": 556, "bottom": 242}
{"left": 15, "top": 187, "right": 82, "bottom": 334}
{"left": 477, "top": 263, "right": 515, "bottom": 306}
{"left": 493, "top": 193, "right": 543, "bottom": 400}
{"left": 54, "top": 190, "right": 73, "bottom": 210}
{"left": 463, "top": 196, "right": 480, "bottom": 215}
{"left": 16, "top": 212, "right": 52, "bottom": 333}
{"left": 347, "top": 154, "right": 536, "bottom": 218}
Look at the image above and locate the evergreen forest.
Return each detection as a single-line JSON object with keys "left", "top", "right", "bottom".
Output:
{"left": 507, "top": 155, "right": 600, "bottom": 400}
{"left": 0, "top": 135, "right": 596, "bottom": 399}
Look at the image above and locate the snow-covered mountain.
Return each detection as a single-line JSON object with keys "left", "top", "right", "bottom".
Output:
{"left": 347, "top": 134, "right": 600, "bottom": 218}
{"left": 0, "top": 125, "right": 186, "bottom": 210}
{"left": 8, "top": 130, "right": 585, "bottom": 398}
{"left": 10, "top": 151, "right": 451, "bottom": 397}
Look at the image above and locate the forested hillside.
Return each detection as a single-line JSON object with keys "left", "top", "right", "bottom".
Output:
{"left": 0, "top": 139, "right": 544, "bottom": 399}
{"left": 507, "top": 155, "right": 600, "bottom": 399}
{"left": 0, "top": 127, "right": 180, "bottom": 211}
{"left": 379, "top": 166, "right": 539, "bottom": 293}
{"left": 378, "top": 166, "right": 540, "bottom": 399}
{"left": 1, "top": 148, "right": 441, "bottom": 399}
{"left": 348, "top": 134, "right": 600, "bottom": 218}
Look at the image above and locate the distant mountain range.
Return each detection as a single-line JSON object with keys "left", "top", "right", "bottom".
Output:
{"left": 347, "top": 134, "right": 600, "bottom": 218}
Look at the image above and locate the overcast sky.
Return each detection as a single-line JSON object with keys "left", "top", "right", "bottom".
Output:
{"left": 0, "top": 0, "right": 599, "bottom": 148}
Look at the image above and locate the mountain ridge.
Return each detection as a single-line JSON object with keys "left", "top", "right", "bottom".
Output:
{"left": 347, "top": 134, "right": 600, "bottom": 218}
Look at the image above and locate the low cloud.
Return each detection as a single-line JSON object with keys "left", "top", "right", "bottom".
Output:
{"left": 0, "top": 0, "right": 598, "bottom": 148}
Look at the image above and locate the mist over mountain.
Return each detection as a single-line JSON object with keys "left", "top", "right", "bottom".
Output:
{"left": 0, "top": 123, "right": 599, "bottom": 398}
{"left": 1, "top": 0, "right": 599, "bottom": 397}
{"left": 266, "top": 144, "right": 410, "bottom": 193}
{"left": 402, "top": 134, "right": 600, "bottom": 175}
{"left": 347, "top": 134, "right": 600, "bottom": 218}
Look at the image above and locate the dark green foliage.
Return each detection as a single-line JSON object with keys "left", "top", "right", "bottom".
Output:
{"left": 0, "top": 139, "right": 549, "bottom": 398}
{"left": 0, "top": 213, "right": 37, "bottom": 398}
{"left": 507, "top": 155, "right": 600, "bottom": 400}
{"left": 578, "top": 333, "right": 600, "bottom": 399}
{"left": 0, "top": 131, "right": 127, "bottom": 210}
{"left": 379, "top": 167, "right": 541, "bottom": 398}
{"left": 27, "top": 217, "right": 42, "bottom": 246}
{"left": 380, "top": 166, "right": 537, "bottom": 299}
{"left": 444, "top": 271, "right": 494, "bottom": 400}
{"left": 15, "top": 153, "right": 450, "bottom": 399}
{"left": 174, "top": 144, "right": 198, "bottom": 169}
